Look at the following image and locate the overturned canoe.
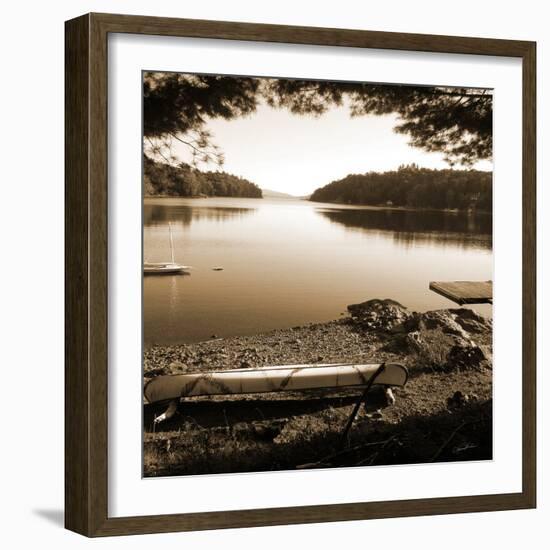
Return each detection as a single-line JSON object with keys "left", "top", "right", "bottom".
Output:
{"left": 144, "top": 363, "right": 408, "bottom": 404}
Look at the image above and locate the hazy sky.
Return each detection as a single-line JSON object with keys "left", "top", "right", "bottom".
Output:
{"left": 171, "top": 100, "right": 492, "bottom": 197}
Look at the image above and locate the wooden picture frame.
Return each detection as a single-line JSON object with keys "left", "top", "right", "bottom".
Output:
{"left": 65, "top": 12, "right": 536, "bottom": 537}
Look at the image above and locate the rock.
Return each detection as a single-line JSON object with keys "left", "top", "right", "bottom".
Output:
{"left": 405, "top": 331, "right": 424, "bottom": 352}
{"left": 407, "top": 310, "right": 470, "bottom": 338}
{"left": 381, "top": 331, "right": 417, "bottom": 354}
{"left": 447, "top": 390, "right": 470, "bottom": 409}
{"left": 168, "top": 361, "right": 188, "bottom": 373}
{"left": 445, "top": 343, "right": 487, "bottom": 370}
{"left": 347, "top": 299, "right": 411, "bottom": 331}
{"left": 451, "top": 308, "right": 492, "bottom": 334}
{"left": 389, "top": 323, "right": 408, "bottom": 334}
{"left": 406, "top": 309, "right": 492, "bottom": 341}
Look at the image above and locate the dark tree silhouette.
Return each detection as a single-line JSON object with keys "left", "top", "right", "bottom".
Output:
{"left": 144, "top": 73, "right": 492, "bottom": 167}
{"left": 143, "top": 155, "right": 262, "bottom": 198}
{"left": 265, "top": 80, "right": 492, "bottom": 165}
{"left": 309, "top": 164, "right": 492, "bottom": 211}
{"left": 144, "top": 73, "right": 259, "bottom": 166}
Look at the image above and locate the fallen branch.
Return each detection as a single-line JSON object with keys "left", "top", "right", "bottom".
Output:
{"left": 355, "top": 435, "right": 398, "bottom": 466}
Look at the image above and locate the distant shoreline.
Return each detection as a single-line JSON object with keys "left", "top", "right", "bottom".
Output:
{"left": 143, "top": 193, "right": 265, "bottom": 200}
{"left": 308, "top": 198, "right": 492, "bottom": 215}
{"left": 143, "top": 194, "right": 492, "bottom": 215}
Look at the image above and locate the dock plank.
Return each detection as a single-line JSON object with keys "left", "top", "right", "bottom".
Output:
{"left": 429, "top": 280, "right": 492, "bottom": 305}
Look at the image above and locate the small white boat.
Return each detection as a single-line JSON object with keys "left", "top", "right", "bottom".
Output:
{"left": 144, "top": 223, "right": 191, "bottom": 275}
{"left": 144, "top": 262, "right": 191, "bottom": 274}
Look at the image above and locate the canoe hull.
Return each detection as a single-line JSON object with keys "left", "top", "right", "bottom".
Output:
{"left": 144, "top": 363, "right": 408, "bottom": 404}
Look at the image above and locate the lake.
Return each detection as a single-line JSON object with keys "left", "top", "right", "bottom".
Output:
{"left": 143, "top": 197, "right": 492, "bottom": 345}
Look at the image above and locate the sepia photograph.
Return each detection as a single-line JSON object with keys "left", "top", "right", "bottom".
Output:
{"left": 142, "top": 71, "right": 493, "bottom": 478}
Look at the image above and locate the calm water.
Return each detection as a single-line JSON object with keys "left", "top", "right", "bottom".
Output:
{"left": 144, "top": 197, "right": 492, "bottom": 345}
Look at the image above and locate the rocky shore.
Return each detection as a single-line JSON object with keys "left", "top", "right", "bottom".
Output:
{"left": 143, "top": 300, "right": 493, "bottom": 477}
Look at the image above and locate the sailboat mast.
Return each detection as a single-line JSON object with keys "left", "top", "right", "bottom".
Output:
{"left": 169, "top": 222, "right": 175, "bottom": 264}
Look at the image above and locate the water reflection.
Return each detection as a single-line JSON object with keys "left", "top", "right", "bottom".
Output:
{"left": 143, "top": 198, "right": 493, "bottom": 345}
{"left": 144, "top": 203, "right": 256, "bottom": 227}
{"left": 317, "top": 207, "right": 492, "bottom": 250}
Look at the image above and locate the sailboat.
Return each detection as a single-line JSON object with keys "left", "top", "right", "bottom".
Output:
{"left": 144, "top": 222, "right": 191, "bottom": 275}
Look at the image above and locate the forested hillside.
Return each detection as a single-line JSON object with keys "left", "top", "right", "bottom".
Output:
{"left": 310, "top": 165, "right": 492, "bottom": 211}
{"left": 144, "top": 156, "right": 262, "bottom": 198}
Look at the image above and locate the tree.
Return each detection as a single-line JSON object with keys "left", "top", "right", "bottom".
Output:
{"left": 143, "top": 155, "right": 262, "bottom": 198}
{"left": 144, "top": 73, "right": 492, "bottom": 168}
{"left": 260, "top": 79, "right": 492, "bottom": 166}
{"left": 309, "top": 165, "right": 492, "bottom": 211}
{"left": 144, "top": 73, "right": 259, "bottom": 166}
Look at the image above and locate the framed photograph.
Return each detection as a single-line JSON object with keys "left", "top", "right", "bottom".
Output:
{"left": 65, "top": 13, "right": 536, "bottom": 536}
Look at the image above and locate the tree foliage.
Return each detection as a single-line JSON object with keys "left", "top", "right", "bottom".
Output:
{"left": 310, "top": 165, "right": 492, "bottom": 211}
{"left": 144, "top": 73, "right": 492, "bottom": 167}
{"left": 143, "top": 155, "right": 262, "bottom": 198}
{"left": 144, "top": 73, "right": 259, "bottom": 166}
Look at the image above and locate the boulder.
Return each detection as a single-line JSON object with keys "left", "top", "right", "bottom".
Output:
{"left": 406, "top": 309, "right": 491, "bottom": 337}
{"left": 347, "top": 299, "right": 411, "bottom": 331}
{"left": 450, "top": 308, "right": 493, "bottom": 334}
{"left": 406, "top": 310, "right": 470, "bottom": 339}
{"left": 445, "top": 343, "right": 487, "bottom": 370}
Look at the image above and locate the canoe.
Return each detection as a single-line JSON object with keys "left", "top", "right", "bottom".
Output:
{"left": 144, "top": 363, "right": 408, "bottom": 404}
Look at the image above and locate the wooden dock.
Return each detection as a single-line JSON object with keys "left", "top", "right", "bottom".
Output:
{"left": 429, "top": 280, "right": 493, "bottom": 305}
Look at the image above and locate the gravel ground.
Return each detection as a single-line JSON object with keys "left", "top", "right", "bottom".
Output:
{"left": 143, "top": 300, "right": 493, "bottom": 477}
